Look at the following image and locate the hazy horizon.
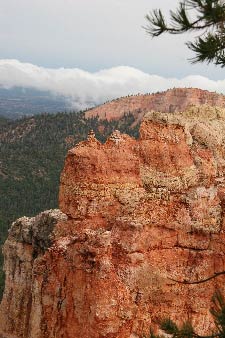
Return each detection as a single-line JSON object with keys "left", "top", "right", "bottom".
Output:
{"left": 0, "top": 59, "right": 225, "bottom": 111}
{"left": 1, "top": 0, "right": 225, "bottom": 111}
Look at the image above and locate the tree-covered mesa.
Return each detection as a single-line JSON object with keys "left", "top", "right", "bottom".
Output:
{"left": 145, "top": 0, "right": 225, "bottom": 67}
{"left": 0, "top": 110, "right": 140, "bottom": 298}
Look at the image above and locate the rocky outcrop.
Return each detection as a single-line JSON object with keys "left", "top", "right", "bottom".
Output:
{"left": 85, "top": 88, "right": 225, "bottom": 122}
{"left": 1, "top": 105, "right": 225, "bottom": 337}
{"left": 0, "top": 210, "right": 68, "bottom": 338}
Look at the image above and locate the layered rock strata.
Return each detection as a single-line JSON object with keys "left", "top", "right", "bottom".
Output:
{"left": 1, "top": 105, "right": 225, "bottom": 337}
{"left": 85, "top": 88, "right": 225, "bottom": 121}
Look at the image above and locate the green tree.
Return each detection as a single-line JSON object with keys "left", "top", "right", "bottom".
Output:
{"left": 148, "top": 290, "right": 225, "bottom": 338}
{"left": 144, "top": 0, "right": 225, "bottom": 67}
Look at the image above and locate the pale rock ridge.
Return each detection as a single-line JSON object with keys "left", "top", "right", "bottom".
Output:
{"left": 1, "top": 105, "right": 225, "bottom": 337}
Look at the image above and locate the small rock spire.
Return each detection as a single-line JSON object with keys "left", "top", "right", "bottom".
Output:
{"left": 87, "top": 130, "right": 96, "bottom": 141}
{"left": 109, "top": 130, "right": 122, "bottom": 145}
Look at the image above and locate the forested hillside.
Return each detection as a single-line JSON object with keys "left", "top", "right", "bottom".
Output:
{"left": 0, "top": 111, "right": 140, "bottom": 297}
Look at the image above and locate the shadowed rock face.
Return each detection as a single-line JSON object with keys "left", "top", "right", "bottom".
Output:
{"left": 1, "top": 105, "right": 225, "bottom": 338}
{"left": 0, "top": 210, "right": 68, "bottom": 338}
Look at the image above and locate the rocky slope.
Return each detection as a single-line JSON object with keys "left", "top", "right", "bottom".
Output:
{"left": 85, "top": 88, "right": 225, "bottom": 122}
{"left": 1, "top": 105, "right": 225, "bottom": 337}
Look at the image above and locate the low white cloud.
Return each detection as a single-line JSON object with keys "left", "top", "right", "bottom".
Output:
{"left": 0, "top": 59, "right": 225, "bottom": 110}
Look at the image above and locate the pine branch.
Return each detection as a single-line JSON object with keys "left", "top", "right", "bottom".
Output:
{"left": 144, "top": 9, "right": 179, "bottom": 37}
{"left": 187, "top": 32, "right": 225, "bottom": 65}
{"left": 170, "top": 3, "right": 193, "bottom": 32}
{"left": 150, "top": 288, "right": 225, "bottom": 338}
{"left": 144, "top": 0, "right": 225, "bottom": 66}
{"left": 160, "top": 318, "right": 222, "bottom": 338}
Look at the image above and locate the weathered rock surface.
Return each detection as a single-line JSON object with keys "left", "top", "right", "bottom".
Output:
{"left": 1, "top": 105, "right": 225, "bottom": 337}
{"left": 85, "top": 88, "right": 225, "bottom": 122}
{"left": 0, "top": 210, "right": 68, "bottom": 338}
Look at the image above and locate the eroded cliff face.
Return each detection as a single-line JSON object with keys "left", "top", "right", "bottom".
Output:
{"left": 85, "top": 88, "right": 225, "bottom": 122}
{"left": 1, "top": 105, "right": 225, "bottom": 338}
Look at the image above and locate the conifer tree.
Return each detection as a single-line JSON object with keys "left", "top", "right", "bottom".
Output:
{"left": 144, "top": 0, "right": 225, "bottom": 67}
{"left": 148, "top": 291, "right": 225, "bottom": 338}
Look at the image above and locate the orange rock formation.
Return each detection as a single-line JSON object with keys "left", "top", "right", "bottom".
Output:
{"left": 85, "top": 88, "right": 225, "bottom": 122}
{"left": 1, "top": 105, "right": 225, "bottom": 338}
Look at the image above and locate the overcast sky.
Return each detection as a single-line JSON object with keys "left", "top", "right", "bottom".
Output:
{"left": 0, "top": 0, "right": 224, "bottom": 108}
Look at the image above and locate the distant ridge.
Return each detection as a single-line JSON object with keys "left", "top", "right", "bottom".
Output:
{"left": 85, "top": 88, "right": 225, "bottom": 121}
{"left": 0, "top": 87, "right": 68, "bottom": 119}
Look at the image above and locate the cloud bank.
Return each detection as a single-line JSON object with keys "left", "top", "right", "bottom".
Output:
{"left": 0, "top": 59, "right": 225, "bottom": 110}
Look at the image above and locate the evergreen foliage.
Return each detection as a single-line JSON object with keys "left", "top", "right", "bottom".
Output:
{"left": 144, "top": 0, "right": 225, "bottom": 66}
{"left": 148, "top": 291, "right": 225, "bottom": 338}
